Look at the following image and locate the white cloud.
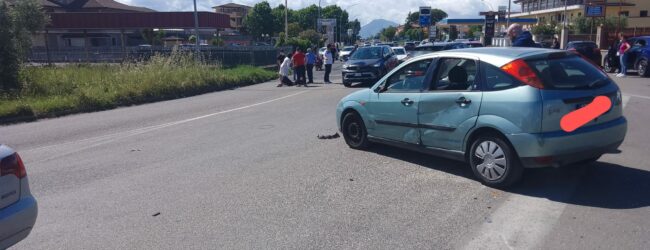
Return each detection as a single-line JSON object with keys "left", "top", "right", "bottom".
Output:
{"left": 116, "top": 0, "right": 519, "bottom": 26}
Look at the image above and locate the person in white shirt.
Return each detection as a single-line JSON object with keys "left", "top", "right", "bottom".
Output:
{"left": 277, "top": 54, "right": 293, "bottom": 87}
{"left": 323, "top": 44, "right": 334, "bottom": 83}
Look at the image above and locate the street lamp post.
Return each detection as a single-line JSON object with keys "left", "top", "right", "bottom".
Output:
{"left": 285, "top": 0, "right": 288, "bottom": 40}
{"left": 193, "top": 0, "right": 200, "bottom": 54}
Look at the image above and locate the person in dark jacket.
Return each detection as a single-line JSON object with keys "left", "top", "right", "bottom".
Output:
{"left": 507, "top": 23, "right": 537, "bottom": 47}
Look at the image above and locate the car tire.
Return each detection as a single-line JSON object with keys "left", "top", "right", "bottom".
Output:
{"left": 638, "top": 59, "right": 649, "bottom": 77}
{"left": 341, "top": 112, "right": 369, "bottom": 149}
{"left": 469, "top": 134, "right": 523, "bottom": 188}
{"left": 604, "top": 59, "right": 616, "bottom": 73}
{"left": 343, "top": 80, "right": 352, "bottom": 87}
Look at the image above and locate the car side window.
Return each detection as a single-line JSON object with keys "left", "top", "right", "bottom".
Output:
{"left": 383, "top": 47, "right": 390, "bottom": 57}
{"left": 431, "top": 58, "right": 478, "bottom": 91}
{"left": 383, "top": 59, "right": 433, "bottom": 93}
{"left": 482, "top": 63, "right": 521, "bottom": 91}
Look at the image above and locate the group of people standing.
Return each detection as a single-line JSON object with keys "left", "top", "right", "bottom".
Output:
{"left": 277, "top": 44, "right": 337, "bottom": 87}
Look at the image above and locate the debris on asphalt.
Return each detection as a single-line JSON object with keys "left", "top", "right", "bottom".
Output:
{"left": 349, "top": 178, "right": 354, "bottom": 181}
{"left": 152, "top": 212, "right": 160, "bottom": 217}
{"left": 131, "top": 149, "right": 141, "bottom": 152}
{"left": 317, "top": 133, "right": 340, "bottom": 139}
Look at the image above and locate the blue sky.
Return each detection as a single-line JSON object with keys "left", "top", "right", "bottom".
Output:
{"left": 116, "top": 0, "right": 519, "bottom": 26}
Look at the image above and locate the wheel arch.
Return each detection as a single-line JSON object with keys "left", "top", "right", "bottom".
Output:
{"left": 464, "top": 126, "right": 519, "bottom": 161}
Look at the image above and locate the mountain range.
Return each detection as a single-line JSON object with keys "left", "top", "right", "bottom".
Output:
{"left": 359, "top": 19, "right": 399, "bottom": 39}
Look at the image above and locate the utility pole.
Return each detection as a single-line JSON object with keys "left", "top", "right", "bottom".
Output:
{"left": 285, "top": 0, "right": 288, "bottom": 40}
{"left": 193, "top": 0, "right": 200, "bottom": 54}
{"left": 506, "top": 0, "right": 512, "bottom": 28}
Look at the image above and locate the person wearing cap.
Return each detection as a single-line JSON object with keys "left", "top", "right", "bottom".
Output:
{"left": 305, "top": 48, "right": 316, "bottom": 84}
{"left": 506, "top": 23, "right": 537, "bottom": 47}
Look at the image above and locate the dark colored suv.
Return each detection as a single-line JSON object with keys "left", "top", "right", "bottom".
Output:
{"left": 342, "top": 46, "right": 398, "bottom": 87}
{"left": 604, "top": 36, "right": 650, "bottom": 77}
{"left": 566, "top": 41, "right": 602, "bottom": 66}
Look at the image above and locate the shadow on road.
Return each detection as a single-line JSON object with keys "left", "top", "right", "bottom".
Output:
{"left": 515, "top": 162, "right": 650, "bottom": 209}
{"left": 365, "top": 144, "right": 650, "bottom": 209}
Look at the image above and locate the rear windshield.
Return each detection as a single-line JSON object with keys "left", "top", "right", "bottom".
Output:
{"left": 393, "top": 48, "right": 406, "bottom": 55}
{"left": 526, "top": 55, "right": 609, "bottom": 90}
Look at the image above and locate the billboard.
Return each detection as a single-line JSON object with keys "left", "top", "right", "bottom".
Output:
{"left": 318, "top": 18, "right": 337, "bottom": 45}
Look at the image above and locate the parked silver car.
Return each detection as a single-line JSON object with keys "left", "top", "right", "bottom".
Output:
{"left": 0, "top": 145, "right": 38, "bottom": 249}
{"left": 336, "top": 48, "right": 627, "bottom": 187}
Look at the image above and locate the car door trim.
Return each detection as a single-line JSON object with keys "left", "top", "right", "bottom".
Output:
{"left": 375, "top": 120, "right": 418, "bottom": 128}
{"left": 418, "top": 123, "right": 456, "bottom": 131}
{"left": 376, "top": 120, "right": 456, "bottom": 131}
{"left": 367, "top": 135, "right": 466, "bottom": 161}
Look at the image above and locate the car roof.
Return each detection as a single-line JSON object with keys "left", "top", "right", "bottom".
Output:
{"left": 391, "top": 46, "right": 405, "bottom": 49}
{"left": 410, "top": 47, "right": 560, "bottom": 66}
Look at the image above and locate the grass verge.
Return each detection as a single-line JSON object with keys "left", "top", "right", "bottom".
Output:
{"left": 0, "top": 53, "right": 277, "bottom": 123}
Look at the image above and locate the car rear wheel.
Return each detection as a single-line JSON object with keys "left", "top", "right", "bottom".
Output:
{"left": 638, "top": 59, "right": 649, "bottom": 77}
{"left": 341, "top": 112, "right": 369, "bottom": 149}
{"left": 469, "top": 135, "right": 523, "bottom": 188}
{"left": 604, "top": 59, "right": 616, "bottom": 73}
{"left": 343, "top": 80, "right": 352, "bottom": 87}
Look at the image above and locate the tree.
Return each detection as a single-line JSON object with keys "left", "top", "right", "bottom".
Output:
{"left": 405, "top": 28, "right": 423, "bottom": 41}
{"left": 299, "top": 29, "right": 322, "bottom": 46}
{"left": 141, "top": 29, "right": 155, "bottom": 45}
{"left": 245, "top": 1, "right": 275, "bottom": 39}
{"left": 573, "top": 16, "right": 627, "bottom": 34}
{"left": 532, "top": 22, "right": 558, "bottom": 36}
{"left": 288, "top": 22, "right": 301, "bottom": 37}
{"left": 188, "top": 35, "right": 197, "bottom": 44}
{"left": 381, "top": 26, "right": 397, "bottom": 41}
{"left": 0, "top": 1, "right": 19, "bottom": 91}
{"left": 430, "top": 9, "right": 448, "bottom": 24}
{"left": 0, "top": 0, "right": 48, "bottom": 91}
{"left": 10, "top": 0, "right": 48, "bottom": 60}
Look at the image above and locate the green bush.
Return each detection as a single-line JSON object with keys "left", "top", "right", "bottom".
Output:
{"left": 0, "top": 53, "right": 277, "bottom": 121}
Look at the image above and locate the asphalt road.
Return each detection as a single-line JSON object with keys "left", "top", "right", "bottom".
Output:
{"left": 2, "top": 63, "right": 649, "bottom": 249}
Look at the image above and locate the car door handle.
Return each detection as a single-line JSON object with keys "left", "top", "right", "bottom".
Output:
{"left": 401, "top": 98, "right": 414, "bottom": 106}
{"left": 456, "top": 97, "right": 472, "bottom": 105}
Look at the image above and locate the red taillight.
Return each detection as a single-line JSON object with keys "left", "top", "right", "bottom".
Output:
{"left": 501, "top": 59, "right": 545, "bottom": 89}
{"left": 0, "top": 153, "right": 27, "bottom": 179}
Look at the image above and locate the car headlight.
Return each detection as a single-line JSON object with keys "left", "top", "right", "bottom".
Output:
{"left": 373, "top": 63, "right": 382, "bottom": 67}
{"left": 342, "top": 64, "right": 349, "bottom": 69}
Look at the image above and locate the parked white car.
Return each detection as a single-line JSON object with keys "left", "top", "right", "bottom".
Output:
{"left": 391, "top": 46, "right": 408, "bottom": 62}
{"left": 339, "top": 46, "right": 355, "bottom": 61}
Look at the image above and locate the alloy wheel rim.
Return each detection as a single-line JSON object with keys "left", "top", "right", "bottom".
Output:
{"left": 640, "top": 61, "right": 647, "bottom": 75}
{"left": 474, "top": 141, "right": 507, "bottom": 181}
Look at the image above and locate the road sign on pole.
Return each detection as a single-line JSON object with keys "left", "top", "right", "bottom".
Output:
{"left": 419, "top": 6, "right": 432, "bottom": 27}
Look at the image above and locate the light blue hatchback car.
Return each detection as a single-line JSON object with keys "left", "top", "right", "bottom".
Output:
{"left": 336, "top": 47, "right": 627, "bottom": 187}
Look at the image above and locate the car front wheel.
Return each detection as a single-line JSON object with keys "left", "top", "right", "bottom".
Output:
{"left": 341, "top": 112, "right": 369, "bottom": 149}
{"left": 638, "top": 59, "right": 649, "bottom": 77}
{"left": 469, "top": 135, "right": 523, "bottom": 188}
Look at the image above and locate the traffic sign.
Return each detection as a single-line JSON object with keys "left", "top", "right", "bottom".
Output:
{"left": 585, "top": 5, "right": 605, "bottom": 17}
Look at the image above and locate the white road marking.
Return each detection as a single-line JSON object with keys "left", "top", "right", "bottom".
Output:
{"left": 24, "top": 90, "right": 309, "bottom": 153}
{"left": 623, "top": 95, "right": 631, "bottom": 109}
{"left": 625, "top": 93, "right": 650, "bottom": 101}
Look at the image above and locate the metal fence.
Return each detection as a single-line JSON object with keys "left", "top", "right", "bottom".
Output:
{"left": 29, "top": 46, "right": 289, "bottom": 67}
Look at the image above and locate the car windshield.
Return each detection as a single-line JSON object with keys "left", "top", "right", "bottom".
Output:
{"left": 393, "top": 48, "right": 406, "bottom": 55}
{"left": 527, "top": 54, "right": 609, "bottom": 90}
{"left": 350, "top": 47, "right": 382, "bottom": 60}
